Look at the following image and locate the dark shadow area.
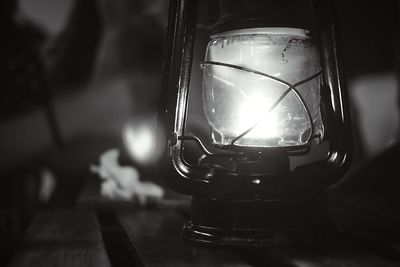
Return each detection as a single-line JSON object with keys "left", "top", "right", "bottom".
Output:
{"left": 98, "top": 211, "right": 143, "bottom": 267}
{"left": 0, "top": 0, "right": 399, "bottom": 265}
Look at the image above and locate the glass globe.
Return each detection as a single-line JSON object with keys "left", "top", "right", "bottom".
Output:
{"left": 202, "top": 28, "right": 324, "bottom": 148}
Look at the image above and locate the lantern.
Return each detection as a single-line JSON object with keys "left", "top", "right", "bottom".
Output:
{"left": 158, "top": 0, "right": 352, "bottom": 246}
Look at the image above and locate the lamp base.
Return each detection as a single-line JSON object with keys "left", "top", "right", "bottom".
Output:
{"left": 183, "top": 196, "right": 335, "bottom": 247}
{"left": 183, "top": 221, "right": 294, "bottom": 247}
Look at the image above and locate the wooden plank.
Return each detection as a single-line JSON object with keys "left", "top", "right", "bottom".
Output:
{"left": 267, "top": 244, "right": 399, "bottom": 267}
{"left": 118, "top": 210, "right": 398, "bottom": 267}
{"left": 8, "top": 210, "right": 111, "bottom": 267}
{"left": 118, "top": 210, "right": 251, "bottom": 267}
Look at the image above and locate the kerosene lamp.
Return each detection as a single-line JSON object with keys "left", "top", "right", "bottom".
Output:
{"left": 158, "top": 0, "right": 352, "bottom": 246}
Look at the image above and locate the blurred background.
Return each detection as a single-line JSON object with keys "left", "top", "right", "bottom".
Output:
{"left": 0, "top": 0, "right": 398, "bottom": 263}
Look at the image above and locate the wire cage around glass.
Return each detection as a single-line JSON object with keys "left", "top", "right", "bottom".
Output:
{"left": 158, "top": 0, "right": 352, "bottom": 246}
{"left": 203, "top": 27, "right": 324, "bottom": 149}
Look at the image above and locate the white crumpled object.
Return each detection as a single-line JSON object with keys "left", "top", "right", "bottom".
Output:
{"left": 90, "top": 148, "right": 164, "bottom": 205}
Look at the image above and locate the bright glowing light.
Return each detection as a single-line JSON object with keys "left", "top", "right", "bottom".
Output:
{"left": 123, "top": 119, "right": 161, "bottom": 166}
{"left": 236, "top": 94, "right": 279, "bottom": 140}
{"left": 203, "top": 27, "right": 323, "bottom": 147}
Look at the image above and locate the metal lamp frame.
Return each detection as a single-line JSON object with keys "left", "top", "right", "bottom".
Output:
{"left": 159, "top": 0, "right": 352, "bottom": 194}
{"left": 158, "top": 0, "right": 352, "bottom": 246}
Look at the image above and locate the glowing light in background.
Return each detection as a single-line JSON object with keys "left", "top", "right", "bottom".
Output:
{"left": 123, "top": 116, "right": 164, "bottom": 166}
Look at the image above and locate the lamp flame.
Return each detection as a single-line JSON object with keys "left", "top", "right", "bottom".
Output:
{"left": 237, "top": 94, "right": 279, "bottom": 140}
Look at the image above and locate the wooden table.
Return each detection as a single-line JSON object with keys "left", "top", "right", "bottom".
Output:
{"left": 7, "top": 207, "right": 400, "bottom": 267}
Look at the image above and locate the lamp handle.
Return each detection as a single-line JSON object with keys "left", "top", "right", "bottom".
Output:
{"left": 158, "top": 0, "right": 210, "bottom": 195}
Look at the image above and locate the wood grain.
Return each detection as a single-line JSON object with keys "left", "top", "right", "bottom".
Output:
{"left": 118, "top": 210, "right": 399, "bottom": 267}
{"left": 8, "top": 210, "right": 111, "bottom": 267}
{"left": 8, "top": 208, "right": 398, "bottom": 267}
{"left": 118, "top": 210, "right": 251, "bottom": 267}
{"left": 268, "top": 244, "right": 399, "bottom": 267}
